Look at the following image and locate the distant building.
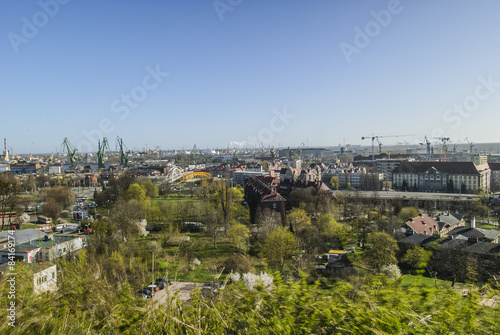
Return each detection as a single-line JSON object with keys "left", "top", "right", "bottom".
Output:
{"left": 488, "top": 163, "right": 500, "bottom": 192}
{"left": 0, "top": 163, "right": 10, "bottom": 172}
{"left": 244, "top": 176, "right": 286, "bottom": 223}
{"left": 0, "top": 263, "right": 57, "bottom": 295}
{"left": 322, "top": 163, "right": 382, "bottom": 190}
{"left": 392, "top": 161, "right": 490, "bottom": 193}
{"left": 10, "top": 162, "right": 40, "bottom": 174}
{"left": 233, "top": 170, "right": 270, "bottom": 186}
{"left": 33, "top": 264, "right": 57, "bottom": 294}
{"left": 471, "top": 155, "right": 488, "bottom": 166}
{"left": 0, "top": 229, "right": 83, "bottom": 263}
{"left": 48, "top": 166, "right": 62, "bottom": 174}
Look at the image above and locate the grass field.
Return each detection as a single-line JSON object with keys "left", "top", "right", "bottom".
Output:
{"left": 152, "top": 197, "right": 202, "bottom": 205}
{"left": 400, "top": 274, "right": 473, "bottom": 291}
{"left": 143, "top": 230, "right": 251, "bottom": 283}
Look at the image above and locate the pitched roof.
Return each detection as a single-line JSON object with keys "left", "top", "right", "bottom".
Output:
{"left": 393, "top": 161, "right": 484, "bottom": 175}
{"left": 446, "top": 227, "right": 500, "bottom": 241}
{"left": 406, "top": 214, "right": 440, "bottom": 235}
{"left": 435, "top": 213, "right": 462, "bottom": 226}
{"left": 488, "top": 162, "right": 500, "bottom": 171}
{"left": 439, "top": 239, "right": 469, "bottom": 250}
{"left": 245, "top": 176, "right": 285, "bottom": 203}
{"left": 465, "top": 242, "right": 500, "bottom": 255}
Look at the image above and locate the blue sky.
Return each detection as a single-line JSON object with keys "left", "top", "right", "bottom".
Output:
{"left": 1, "top": 0, "right": 500, "bottom": 154}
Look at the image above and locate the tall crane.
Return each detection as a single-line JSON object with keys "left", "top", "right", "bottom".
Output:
{"left": 361, "top": 134, "right": 414, "bottom": 162}
{"left": 433, "top": 137, "right": 450, "bottom": 161}
{"left": 452, "top": 139, "right": 462, "bottom": 155}
{"left": 376, "top": 138, "right": 384, "bottom": 154}
{"left": 419, "top": 136, "right": 432, "bottom": 161}
{"left": 116, "top": 136, "right": 130, "bottom": 167}
{"left": 61, "top": 137, "right": 78, "bottom": 168}
{"left": 97, "top": 137, "right": 109, "bottom": 169}
{"left": 464, "top": 137, "right": 475, "bottom": 154}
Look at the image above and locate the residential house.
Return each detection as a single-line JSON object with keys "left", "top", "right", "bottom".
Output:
{"left": 445, "top": 226, "right": 500, "bottom": 244}
{"left": 435, "top": 212, "right": 466, "bottom": 236}
{"left": 405, "top": 213, "right": 440, "bottom": 236}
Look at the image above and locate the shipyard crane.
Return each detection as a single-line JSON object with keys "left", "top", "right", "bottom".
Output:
{"left": 97, "top": 137, "right": 110, "bottom": 169}
{"left": 433, "top": 137, "right": 450, "bottom": 161}
{"left": 452, "top": 139, "right": 462, "bottom": 155}
{"left": 464, "top": 137, "right": 475, "bottom": 154}
{"left": 419, "top": 136, "right": 432, "bottom": 161}
{"left": 361, "top": 134, "right": 414, "bottom": 162}
{"left": 116, "top": 136, "right": 130, "bottom": 167}
{"left": 61, "top": 137, "right": 78, "bottom": 168}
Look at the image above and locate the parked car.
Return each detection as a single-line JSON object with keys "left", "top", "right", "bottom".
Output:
{"left": 53, "top": 223, "right": 65, "bottom": 231}
{"left": 155, "top": 281, "right": 166, "bottom": 290}
{"left": 156, "top": 278, "right": 173, "bottom": 286}
{"left": 137, "top": 289, "right": 153, "bottom": 299}
{"left": 147, "top": 284, "right": 159, "bottom": 293}
{"left": 202, "top": 282, "right": 222, "bottom": 297}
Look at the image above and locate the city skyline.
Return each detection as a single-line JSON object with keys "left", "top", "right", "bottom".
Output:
{"left": 2, "top": 1, "right": 500, "bottom": 154}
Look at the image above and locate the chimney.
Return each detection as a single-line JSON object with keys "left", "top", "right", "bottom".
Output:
{"left": 270, "top": 170, "right": 274, "bottom": 178}
{"left": 471, "top": 217, "right": 476, "bottom": 228}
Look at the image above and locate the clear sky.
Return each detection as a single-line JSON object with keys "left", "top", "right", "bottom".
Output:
{"left": 1, "top": 0, "right": 500, "bottom": 154}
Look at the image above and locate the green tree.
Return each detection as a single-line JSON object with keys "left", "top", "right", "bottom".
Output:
{"left": 231, "top": 186, "right": 250, "bottom": 224}
{"left": 46, "top": 186, "right": 74, "bottom": 209}
{"left": 0, "top": 178, "right": 18, "bottom": 230}
{"left": 125, "top": 183, "right": 147, "bottom": 202}
{"left": 316, "top": 213, "right": 347, "bottom": 248}
{"left": 42, "top": 197, "right": 61, "bottom": 219}
{"left": 398, "top": 206, "right": 419, "bottom": 222}
{"left": 363, "top": 232, "right": 398, "bottom": 271}
{"left": 401, "top": 245, "right": 432, "bottom": 274}
{"left": 261, "top": 227, "right": 299, "bottom": 270}
{"left": 208, "top": 180, "right": 233, "bottom": 234}
{"left": 287, "top": 208, "right": 311, "bottom": 232}
{"left": 110, "top": 200, "right": 147, "bottom": 242}
{"left": 203, "top": 203, "right": 223, "bottom": 249}
{"left": 140, "top": 179, "right": 159, "bottom": 199}
{"left": 330, "top": 176, "right": 339, "bottom": 190}
{"left": 228, "top": 222, "right": 249, "bottom": 253}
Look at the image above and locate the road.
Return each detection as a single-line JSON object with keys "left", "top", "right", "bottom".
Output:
{"left": 152, "top": 281, "right": 201, "bottom": 305}
{"left": 332, "top": 190, "right": 478, "bottom": 202}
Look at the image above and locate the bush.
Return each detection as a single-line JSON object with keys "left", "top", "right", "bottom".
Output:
{"left": 221, "top": 254, "right": 255, "bottom": 274}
